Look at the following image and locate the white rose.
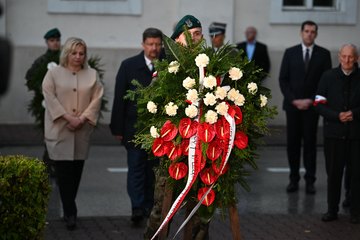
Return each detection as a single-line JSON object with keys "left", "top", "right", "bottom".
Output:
{"left": 182, "top": 77, "right": 196, "bottom": 90}
{"left": 150, "top": 126, "right": 160, "bottom": 138}
{"left": 185, "top": 104, "right": 198, "bottom": 118}
{"left": 247, "top": 82, "right": 258, "bottom": 95}
{"left": 165, "top": 102, "right": 178, "bottom": 116}
{"left": 215, "top": 86, "right": 229, "bottom": 100}
{"left": 234, "top": 94, "right": 245, "bottom": 106}
{"left": 203, "top": 92, "right": 217, "bottom": 106}
{"left": 205, "top": 110, "right": 218, "bottom": 124}
{"left": 168, "top": 61, "right": 180, "bottom": 74}
{"left": 203, "top": 75, "right": 217, "bottom": 89}
{"left": 228, "top": 67, "right": 243, "bottom": 81}
{"left": 215, "top": 102, "right": 229, "bottom": 116}
{"left": 186, "top": 89, "right": 199, "bottom": 103}
{"left": 147, "top": 101, "right": 157, "bottom": 114}
{"left": 227, "top": 88, "right": 245, "bottom": 106}
{"left": 47, "top": 62, "right": 57, "bottom": 70}
{"left": 195, "top": 53, "right": 210, "bottom": 68}
{"left": 260, "top": 94, "right": 268, "bottom": 107}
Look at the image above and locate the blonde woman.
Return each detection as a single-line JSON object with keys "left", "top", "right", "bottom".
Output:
{"left": 42, "top": 37, "right": 103, "bottom": 230}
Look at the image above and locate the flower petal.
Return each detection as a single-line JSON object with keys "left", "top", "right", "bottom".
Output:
{"left": 234, "top": 131, "right": 248, "bottom": 149}
{"left": 160, "top": 120, "right": 178, "bottom": 141}
{"left": 206, "top": 139, "right": 223, "bottom": 161}
{"left": 168, "top": 162, "right": 188, "bottom": 180}
{"left": 179, "top": 118, "right": 198, "bottom": 138}
{"left": 152, "top": 138, "right": 166, "bottom": 157}
{"left": 198, "top": 122, "right": 216, "bottom": 143}
{"left": 215, "top": 117, "right": 230, "bottom": 140}
{"left": 199, "top": 168, "right": 216, "bottom": 185}
{"left": 197, "top": 187, "right": 215, "bottom": 206}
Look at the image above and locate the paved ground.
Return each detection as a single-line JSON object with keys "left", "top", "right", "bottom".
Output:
{"left": 1, "top": 125, "right": 360, "bottom": 239}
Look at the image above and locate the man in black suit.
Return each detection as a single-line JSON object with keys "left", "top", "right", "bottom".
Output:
{"left": 110, "top": 28, "right": 163, "bottom": 224}
{"left": 314, "top": 44, "right": 360, "bottom": 224}
{"left": 279, "top": 20, "right": 332, "bottom": 194}
{"left": 237, "top": 26, "right": 270, "bottom": 75}
{"left": 0, "top": 4, "right": 12, "bottom": 97}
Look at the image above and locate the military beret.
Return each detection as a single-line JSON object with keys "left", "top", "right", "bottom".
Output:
{"left": 171, "top": 15, "right": 202, "bottom": 40}
{"left": 44, "top": 28, "right": 61, "bottom": 40}
{"left": 209, "top": 22, "right": 226, "bottom": 37}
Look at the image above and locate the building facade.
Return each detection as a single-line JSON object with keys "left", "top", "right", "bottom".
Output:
{"left": 1, "top": 0, "right": 359, "bottom": 125}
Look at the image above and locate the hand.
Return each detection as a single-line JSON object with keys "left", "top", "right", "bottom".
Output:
{"left": 339, "top": 111, "right": 353, "bottom": 122}
{"left": 63, "top": 114, "right": 85, "bottom": 131}
{"left": 115, "top": 135, "right": 123, "bottom": 141}
{"left": 292, "top": 99, "right": 313, "bottom": 110}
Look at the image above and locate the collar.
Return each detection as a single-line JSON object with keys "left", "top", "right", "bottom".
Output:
{"left": 301, "top": 43, "right": 314, "bottom": 52}
{"left": 144, "top": 55, "right": 152, "bottom": 66}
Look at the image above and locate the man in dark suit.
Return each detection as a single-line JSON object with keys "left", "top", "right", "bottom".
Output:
{"left": 0, "top": 4, "right": 12, "bottom": 97}
{"left": 110, "top": 28, "right": 163, "bottom": 224}
{"left": 237, "top": 26, "right": 270, "bottom": 75}
{"left": 279, "top": 20, "right": 332, "bottom": 194}
{"left": 314, "top": 44, "right": 360, "bottom": 224}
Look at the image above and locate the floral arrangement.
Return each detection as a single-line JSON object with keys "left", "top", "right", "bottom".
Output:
{"left": 127, "top": 35, "right": 276, "bottom": 237}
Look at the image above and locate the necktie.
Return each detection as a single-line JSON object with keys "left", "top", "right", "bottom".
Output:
{"left": 304, "top": 48, "right": 310, "bottom": 71}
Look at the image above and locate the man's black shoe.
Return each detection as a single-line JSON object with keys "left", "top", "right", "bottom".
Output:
{"left": 286, "top": 182, "right": 299, "bottom": 193}
{"left": 321, "top": 212, "right": 338, "bottom": 222}
{"left": 350, "top": 215, "right": 360, "bottom": 224}
{"left": 306, "top": 183, "right": 316, "bottom": 194}
{"left": 64, "top": 215, "right": 76, "bottom": 231}
{"left": 342, "top": 198, "right": 351, "bottom": 208}
{"left": 131, "top": 208, "right": 144, "bottom": 223}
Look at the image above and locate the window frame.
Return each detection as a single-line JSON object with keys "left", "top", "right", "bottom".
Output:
{"left": 270, "top": 0, "right": 357, "bottom": 25}
{"left": 47, "top": 0, "right": 142, "bottom": 15}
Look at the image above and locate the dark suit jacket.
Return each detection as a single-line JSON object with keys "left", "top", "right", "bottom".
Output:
{"left": 109, "top": 51, "right": 153, "bottom": 146}
{"left": 315, "top": 66, "right": 360, "bottom": 140}
{"left": 236, "top": 41, "right": 270, "bottom": 74}
{"left": 279, "top": 44, "right": 332, "bottom": 111}
{"left": 0, "top": 37, "right": 12, "bottom": 95}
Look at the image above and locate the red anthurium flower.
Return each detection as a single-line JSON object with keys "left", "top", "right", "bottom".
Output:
{"left": 168, "top": 162, "right": 188, "bottom": 180}
{"left": 206, "top": 139, "right": 223, "bottom": 161}
{"left": 152, "top": 138, "right": 166, "bottom": 157}
{"left": 198, "top": 122, "right": 216, "bottom": 143}
{"left": 197, "top": 187, "right": 216, "bottom": 206}
{"left": 180, "top": 139, "right": 190, "bottom": 156}
{"left": 212, "top": 160, "right": 229, "bottom": 175}
{"left": 234, "top": 131, "right": 248, "bottom": 149}
{"left": 160, "top": 120, "right": 178, "bottom": 141}
{"left": 179, "top": 118, "right": 198, "bottom": 138}
{"left": 199, "top": 168, "right": 216, "bottom": 185}
{"left": 215, "top": 117, "right": 230, "bottom": 140}
{"left": 232, "top": 105, "right": 243, "bottom": 125}
{"left": 165, "top": 142, "right": 182, "bottom": 160}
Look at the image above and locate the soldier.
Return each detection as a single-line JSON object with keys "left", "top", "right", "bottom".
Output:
{"left": 25, "top": 28, "right": 62, "bottom": 175}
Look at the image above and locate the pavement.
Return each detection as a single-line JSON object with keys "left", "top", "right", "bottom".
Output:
{"left": 1, "top": 125, "right": 360, "bottom": 240}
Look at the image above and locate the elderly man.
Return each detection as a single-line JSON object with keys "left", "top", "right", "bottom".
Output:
{"left": 315, "top": 44, "right": 360, "bottom": 224}
{"left": 237, "top": 26, "right": 270, "bottom": 74}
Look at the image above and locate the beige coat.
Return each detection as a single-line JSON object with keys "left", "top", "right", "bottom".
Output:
{"left": 42, "top": 66, "right": 104, "bottom": 160}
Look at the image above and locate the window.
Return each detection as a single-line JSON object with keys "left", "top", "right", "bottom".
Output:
{"left": 270, "top": 0, "right": 357, "bottom": 24}
{"left": 47, "top": 0, "right": 142, "bottom": 15}
{"left": 283, "top": 0, "right": 334, "bottom": 8}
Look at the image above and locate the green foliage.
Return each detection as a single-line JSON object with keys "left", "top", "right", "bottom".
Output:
{"left": 0, "top": 155, "right": 51, "bottom": 239}
{"left": 25, "top": 53, "right": 108, "bottom": 131}
{"left": 127, "top": 35, "right": 277, "bottom": 220}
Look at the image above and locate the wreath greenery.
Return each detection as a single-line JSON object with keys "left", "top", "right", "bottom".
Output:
{"left": 127, "top": 35, "right": 277, "bottom": 223}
